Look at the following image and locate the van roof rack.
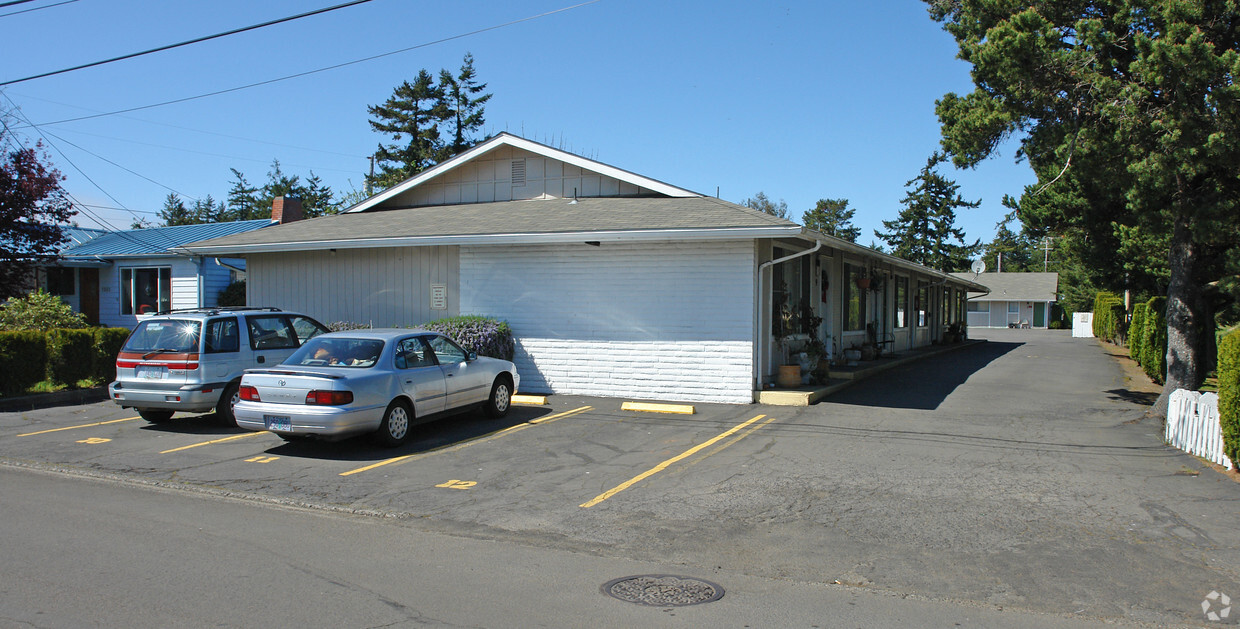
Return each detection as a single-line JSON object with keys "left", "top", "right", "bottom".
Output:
{"left": 152, "top": 307, "right": 283, "bottom": 316}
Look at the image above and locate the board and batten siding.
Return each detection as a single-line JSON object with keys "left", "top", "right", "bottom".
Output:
{"left": 460, "top": 241, "right": 755, "bottom": 404}
{"left": 245, "top": 246, "right": 459, "bottom": 326}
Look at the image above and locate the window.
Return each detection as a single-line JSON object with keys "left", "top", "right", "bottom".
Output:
{"left": 967, "top": 301, "right": 986, "bottom": 312}
{"left": 844, "top": 263, "right": 868, "bottom": 331}
{"left": 121, "top": 267, "right": 171, "bottom": 315}
{"left": 772, "top": 248, "right": 812, "bottom": 336}
{"left": 916, "top": 282, "right": 928, "bottom": 327}
{"left": 895, "top": 276, "right": 908, "bottom": 328}
{"left": 247, "top": 315, "right": 298, "bottom": 350}
{"left": 427, "top": 335, "right": 468, "bottom": 365}
{"left": 290, "top": 316, "right": 327, "bottom": 344}
{"left": 395, "top": 337, "right": 434, "bottom": 369}
{"left": 1008, "top": 302, "right": 1020, "bottom": 313}
{"left": 46, "top": 268, "right": 75, "bottom": 296}
{"left": 121, "top": 319, "right": 201, "bottom": 353}
{"left": 204, "top": 317, "right": 240, "bottom": 353}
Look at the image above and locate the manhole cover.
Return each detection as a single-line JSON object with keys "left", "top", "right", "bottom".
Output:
{"left": 601, "top": 574, "right": 724, "bottom": 606}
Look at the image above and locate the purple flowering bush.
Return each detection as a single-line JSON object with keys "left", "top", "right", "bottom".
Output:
{"left": 423, "top": 316, "right": 515, "bottom": 361}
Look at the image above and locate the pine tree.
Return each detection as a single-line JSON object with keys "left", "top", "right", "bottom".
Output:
{"left": 875, "top": 153, "right": 980, "bottom": 271}
{"left": 983, "top": 216, "right": 1035, "bottom": 273}
{"left": 158, "top": 193, "right": 193, "bottom": 226}
{"left": 366, "top": 69, "right": 445, "bottom": 191}
{"left": 438, "top": 53, "right": 492, "bottom": 160}
{"left": 224, "top": 168, "right": 261, "bottom": 221}
{"left": 802, "top": 198, "right": 860, "bottom": 242}
{"left": 743, "top": 191, "right": 789, "bottom": 219}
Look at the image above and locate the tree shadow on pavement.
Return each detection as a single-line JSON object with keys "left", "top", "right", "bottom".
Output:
{"left": 826, "top": 341, "right": 1023, "bottom": 411}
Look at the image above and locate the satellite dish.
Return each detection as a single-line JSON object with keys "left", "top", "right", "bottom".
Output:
{"left": 970, "top": 259, "right": 986, "bottom": 277}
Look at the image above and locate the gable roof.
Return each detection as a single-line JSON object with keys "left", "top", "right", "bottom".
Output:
{"left": 950, "top": 272, "right": 1059, "bottom": 301}
{"left": 62, "top": 220, "right": 273, "bottom": 259}
{"left": 181, "top": 197, "right": 801, "bottom": 255}
{"left": 345, "top": 133, "right": 699, "bottom": 214}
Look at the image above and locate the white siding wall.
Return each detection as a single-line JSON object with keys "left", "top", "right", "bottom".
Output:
{"left": 461, "top": 241, "right": 755, "bottom": 404}
{"left": 246, "top": 247, "right": 459, "bottom": 326}
{"left": 390, "top": 146, "right": 656, "bottom": 207}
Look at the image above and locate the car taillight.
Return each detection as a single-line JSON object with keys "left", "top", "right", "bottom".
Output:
{"left": 117, "top": 360, "right": 139, "bottom": 369}
{"left": 305, "top": 390, "right": 353, "bottom": 405}
{"left": 239, "top": 385, "right": 261, "bottom": 402}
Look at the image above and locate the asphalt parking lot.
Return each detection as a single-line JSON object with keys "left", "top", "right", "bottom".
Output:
{"left": 4, "top": 329, "right": 1240, "bottom": 627}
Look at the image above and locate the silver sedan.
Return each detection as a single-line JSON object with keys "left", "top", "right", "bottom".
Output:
{"left": 234, "top": 329, "right": 520, "bottom": 446}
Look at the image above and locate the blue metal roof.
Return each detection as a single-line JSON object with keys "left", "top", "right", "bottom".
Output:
{"left": 61, "top": 227, "right": 108, "bottom": 249}
{"left": 61, "top": 220, "right": 272, "bottom": 258}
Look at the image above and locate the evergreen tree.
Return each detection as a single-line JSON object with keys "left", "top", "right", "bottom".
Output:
{"left": 927, "top": 0, "right": 1240, "bottom": 412}
{"left": 438, "top": 53, "right": 492, "bottom": 160}
{"left": 367, "top": 69, "right": 445, "bottom": 191}
{"left": 158, "top": 193, "right": 193, "bottom": 226}
{"left": 982, "top": 215, "right": 1035, "bottom": 273}
{"left": 191, "top": 194, "right": 226, "bottom": 223}
{"left": 743, "top": 191, "right": 790, "bottom": 219}
{"left": 221, "top": 162, "right": 336, "bottom": 221}
{"left": 224, "top": 168, "right": 261, "bottom": 221}
{"left": 802, "top": 198, "right": 860, "bottom": 242}
{"left": 875, "top": 153, "right": 980, "bottom": 271}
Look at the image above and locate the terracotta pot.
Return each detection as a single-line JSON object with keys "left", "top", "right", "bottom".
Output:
{"left": 855, "top": 277, "right": 870, "bottom": 289}
{"left": 776, "top": 364, "right": 801, "bottom": 388}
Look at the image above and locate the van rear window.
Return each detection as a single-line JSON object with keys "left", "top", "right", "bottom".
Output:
{"left": 122, "top": 320, "right": 201, "bottom": 353}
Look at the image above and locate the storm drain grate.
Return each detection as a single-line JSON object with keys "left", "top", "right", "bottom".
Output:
{"left": 601, "top": 574, "right": 724, "bottom": 606}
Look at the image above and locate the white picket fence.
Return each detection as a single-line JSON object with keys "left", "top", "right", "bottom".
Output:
{"left": 1166, "top": 389, "right": 1234, "bottom": 470}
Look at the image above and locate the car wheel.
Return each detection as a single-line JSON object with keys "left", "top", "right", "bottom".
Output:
{"left": 138, "top": 410, "right": 174, "bottom": 423}
{"left": 374, "top": 400, "right": 413, "bottom": 447}
{"left": 216, "top": 381, "right": 240, "bottom": 427}
{"left": 484, "top": 375, "right": 513, "bottom": 419}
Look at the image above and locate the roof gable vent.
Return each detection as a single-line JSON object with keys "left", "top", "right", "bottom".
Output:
{"left": 511, "top": 159, "right": 526, "bottom": 187}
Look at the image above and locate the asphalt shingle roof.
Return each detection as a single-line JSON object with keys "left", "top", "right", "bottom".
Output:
{"left": 950, "top": 272, "right": 1059, "bottom": 301}
{"left": 182, "top": 197, "right": 798, "bottom": 252}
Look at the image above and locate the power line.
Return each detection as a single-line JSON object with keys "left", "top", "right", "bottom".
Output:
{"left": 39, "top": 128, "right": 200, "bottom": 201}
{"left": 31, "top": 0, "right": 604, "bottom": 126}
{"left": 1, "top": 0, "right": 377, "bottom": 86}
{"left": 0, "top": 0, "right": 39, "bottom": 8}
{"left": 0, "top": 0, "right": 82, "bottom": 19}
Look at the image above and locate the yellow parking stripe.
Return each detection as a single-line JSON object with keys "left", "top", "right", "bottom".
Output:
{"left": 17, "top": 416, "right": 139, "bottom": 437}
{"left": 580, "top": 414, "right": 770, "bottom": 508}
{"left": 621, "top": 401, "right": 695, "bottom": 415}
{"left": 340, "top": 405, "right": 593, "bottom": 477}
{"left": 159, "top": 431, "right": 266, "bottom": 453}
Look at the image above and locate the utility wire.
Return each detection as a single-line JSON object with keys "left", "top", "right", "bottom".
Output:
{"left": 39, "top": 128, "right": 200, "bottom": 201}
{"left": 0, "top": 0, "right": 39, "bottom": 8}
{"left": 1, "top": 0, "right": 377, "bottom": 86}
{"left": 0, "top": 0, "right": 82, "bottom": 19}
{"left": 31, "top": 0, "right": 603, "bottom": 126}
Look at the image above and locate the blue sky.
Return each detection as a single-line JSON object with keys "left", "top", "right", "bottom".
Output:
{"left": 1, "top": 0, "right": 1036, "bottom": 245}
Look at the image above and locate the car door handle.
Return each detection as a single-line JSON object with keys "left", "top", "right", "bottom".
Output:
{"left": 257, "top": 356, "right": 265, "bottom": 363}
{"left": 405, "top": 380, "right": 412, "bottom": 384}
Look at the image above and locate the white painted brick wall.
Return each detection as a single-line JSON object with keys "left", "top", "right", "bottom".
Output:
{"left": 461, "top": 241, "right": 755, "bottom": 404}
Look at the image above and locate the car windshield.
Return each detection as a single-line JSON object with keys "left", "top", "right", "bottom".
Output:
{"left": 285, "top": 337, "right": 384, "bottom": 368}
{"left": 122, "top": 320, "right": 202, "bottom": 353}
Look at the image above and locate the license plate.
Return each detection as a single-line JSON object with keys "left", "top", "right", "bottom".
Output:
{"left": 264, "top": 415, "right": 292, "bottom": 431}
{"left": 136, "top": 366, "right": 166, "bottom": 380}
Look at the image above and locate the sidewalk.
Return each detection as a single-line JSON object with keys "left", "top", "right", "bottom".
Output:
{"left": 755, "top": 339, "right": 984, "bottom": 406}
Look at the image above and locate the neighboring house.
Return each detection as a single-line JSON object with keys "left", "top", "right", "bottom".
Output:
{"left": 35, "top": 213, "right": 294, "bottom": 327}
{"left": 951, "top": 271, "right": 1060, "bottom": 328}
{"left": 183, "top": 133, "right": 984, "bottom": 404}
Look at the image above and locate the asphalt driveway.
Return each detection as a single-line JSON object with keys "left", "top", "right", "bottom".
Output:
{"left": 2, "top": 328, "right": 1237, "bottom": 626}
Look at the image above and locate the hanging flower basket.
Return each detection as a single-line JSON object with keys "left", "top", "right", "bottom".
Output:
{"left": 854, "top": 277, "right": 871, "bottom": 290}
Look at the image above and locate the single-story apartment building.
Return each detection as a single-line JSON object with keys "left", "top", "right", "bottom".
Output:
{"left": 182, "top": 133, "right": 984, "bottom": 403}
{"left": 951, "top": 271, "right": 1059, "bottom": 329}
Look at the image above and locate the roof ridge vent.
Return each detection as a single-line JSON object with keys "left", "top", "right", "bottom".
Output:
{"left": 511, "top": 159, "right": 527, "bottom": 187}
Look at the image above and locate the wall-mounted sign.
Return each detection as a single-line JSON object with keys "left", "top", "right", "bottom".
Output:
{"left": 430, "top": 284, "right": 447, "bottom": 310}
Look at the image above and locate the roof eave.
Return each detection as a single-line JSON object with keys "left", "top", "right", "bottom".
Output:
{"left": 800, "top": 229, "right": 988, "bottom": 291}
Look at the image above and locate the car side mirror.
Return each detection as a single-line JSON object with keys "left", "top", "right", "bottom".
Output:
{"left": 468, "top": 352, "right": 478, "bottom": 362}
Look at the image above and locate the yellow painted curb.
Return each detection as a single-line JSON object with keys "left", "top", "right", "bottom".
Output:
{"left": 621, "top": 401, "right": 695, "bottom": 415}
{"left": 511, "top": 394, "right": 547, "bottom": 405}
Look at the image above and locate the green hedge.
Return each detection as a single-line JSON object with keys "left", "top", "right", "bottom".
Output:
{"left": 422, "top": 316, "right": 516, "bottom": 361}
{"left": 1129, "top": 303, "right": 1148, "bottom": 362}
{"left": 1141, "top": 297, "right": 1167, "bottom": 384}
{"left": 0, "top": 331, "right": 49, "bottom": 396}
{"left": 0, "top": 327, "right": 131, "bottom": 396}
{"left": 1220, "top": 328, "right": 1239, "bottom": 468}
{"left": 1092, "top": 292, "right": 1126, "bottom": 344}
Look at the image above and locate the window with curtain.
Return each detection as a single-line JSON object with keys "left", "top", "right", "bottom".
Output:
{"left": 845, "top": 263, "right": 868, "bottom": 331}
{"left": 895, "top": 276, "right": 908, "bottom": 328}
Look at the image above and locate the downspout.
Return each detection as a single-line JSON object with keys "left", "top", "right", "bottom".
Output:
{"left": 195, "top": 257, "right": 205, "bottom": 308}
{"left": 754, "top": 239, "right": 823, "bottom": 392}
{"left": 214, "top": 258, "right": 245, "bottom": 274}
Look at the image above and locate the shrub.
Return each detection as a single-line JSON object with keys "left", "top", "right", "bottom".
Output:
{"left": 93, "top": 327, "right": 131, "bottom": 383}
{"left": 1141, "top": 297, "right": 1167, "bottom": 383}
{"left": 328, "top": 321, "right": 373, "bottom": 332}
{"left": 423, "top": 315, "right": 515, "bottom": 361}
{"left": 0, "top": 289, "right": 88, "bottom": 331}
{"left": 0, "top": 331, "right": 47, "bottom": 395}
{"left": 46, "top": 328, "right": 95, "bottom": 386}
{"left": 217, "top": 280, "right": 246, "bottom": 307}
{"left": 1129, "top": 302, "right": 1148, "bottom": 364}
{"left": 1049, "top": 320, "right": 1064, "bottom": 330}
{"left": 1220, "top": 328, "right": 1240, "bottom": 468}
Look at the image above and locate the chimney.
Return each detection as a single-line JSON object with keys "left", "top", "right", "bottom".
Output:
{"left": 271, "top": 196, "right": 303, "bottom": 224}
